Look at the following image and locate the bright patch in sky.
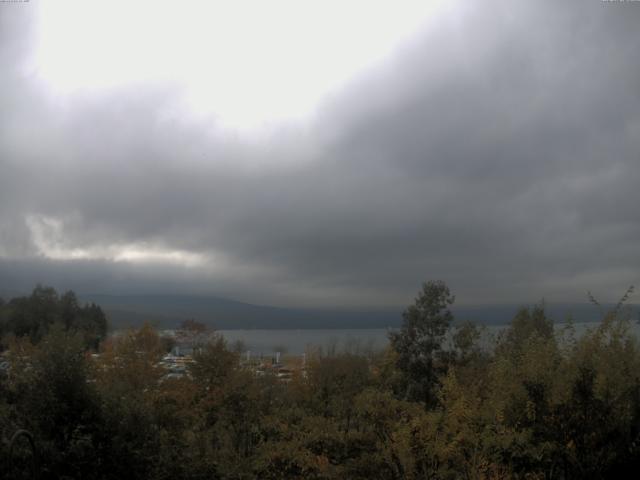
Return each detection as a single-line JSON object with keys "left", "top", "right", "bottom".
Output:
{"left": 26, "top": 215, "right": 205, "bottom": 266}
{"left": 34, "top": 0, "right": 443, "bottom": 131}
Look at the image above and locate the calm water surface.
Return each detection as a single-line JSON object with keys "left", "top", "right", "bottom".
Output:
{"left": 218, "top": 328, "right": 390, "bottom": 355}
{"left": 219, "top": 321, "right": 640, "bottom": 355}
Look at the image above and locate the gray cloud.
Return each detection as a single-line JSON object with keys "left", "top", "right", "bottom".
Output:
{"left": 1, "top": 1, "right": 639, "bottom": 308}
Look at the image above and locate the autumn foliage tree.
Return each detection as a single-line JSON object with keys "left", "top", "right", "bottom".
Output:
{"left": 1, "top": 283, "right": 639, "bottom": 479}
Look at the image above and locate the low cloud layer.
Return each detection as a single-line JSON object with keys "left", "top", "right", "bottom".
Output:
{"left": 1, "top": 1, "right": 639, "bottom": 308}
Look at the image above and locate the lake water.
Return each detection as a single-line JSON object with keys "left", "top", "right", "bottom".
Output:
{"left": 218, "top": 328, "right": 391, "bottom": 355}
{"left": 219, "top": 321, "right": 640, "bottom": 355}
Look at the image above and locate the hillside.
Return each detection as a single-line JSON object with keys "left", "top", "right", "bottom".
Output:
{"left": 77, "top": 294, "right": 634, "bottom": 330}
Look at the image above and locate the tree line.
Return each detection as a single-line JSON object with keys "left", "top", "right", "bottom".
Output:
{"left": 0, "top": 282, "right": 639, "bottom": 479}
{"left": 0, "top": 285, "right": 107, "bottom": 349}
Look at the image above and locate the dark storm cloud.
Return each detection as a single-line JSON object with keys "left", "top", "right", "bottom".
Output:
{"left": 1, "top": 0, "right": 639, "bottom": 307}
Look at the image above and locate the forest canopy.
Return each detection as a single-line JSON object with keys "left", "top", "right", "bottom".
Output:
{"left": 0, "top": 285, "right": 107, "bottom": 348}
{"left": 0, "top": 282, "right": 638, "bottom": 479}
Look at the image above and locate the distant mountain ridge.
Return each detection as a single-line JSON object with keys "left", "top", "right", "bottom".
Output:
{"left": 80, "top": 293, "right": 402, "bottom": 330}
{"left": 77, "top": 293, "right": 638, "bottom": 330}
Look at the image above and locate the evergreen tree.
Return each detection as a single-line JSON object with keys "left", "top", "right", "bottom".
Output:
{"left": 389, "top": 280, "right": 454, "bottom": 406}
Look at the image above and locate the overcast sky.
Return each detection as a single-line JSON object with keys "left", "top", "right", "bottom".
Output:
{"left": 1, "top": 0, "right": 639, "bottom": 308}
